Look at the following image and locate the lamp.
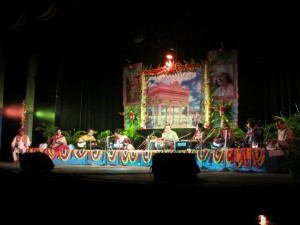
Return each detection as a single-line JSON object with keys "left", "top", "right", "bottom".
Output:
{"left": 164, "top": 48, "right": 175, "bottom": 70}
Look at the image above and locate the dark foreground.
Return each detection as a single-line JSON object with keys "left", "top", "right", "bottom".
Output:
{"left": 1, "top": 161, "right": 299, "bottom": 225}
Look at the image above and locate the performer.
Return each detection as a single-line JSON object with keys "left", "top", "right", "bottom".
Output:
{"left": 77, "top": 129, "right": 98, "bottom": 150}
{"left": 50, "top": 128, "right": 69, "bottom": 152}
{"left": 267, "top": 118, "right": 295, "bottom": 151}
{"left": 156, "top": 124, "right": 179, "bottom": 150}
{"left": 240, "top": 118, "right": 264, "bottom": 148}
{"left": 114, "top": 130, "right": 135, "bottom": 150}
{"left": 212, "top": 120, "right": 234, "bottom": 149}
{"left": 11, "top": 128, "right": 31, "bottom": 163}
{"left": 190, "top": 123, "right": 207, "bottom": 149}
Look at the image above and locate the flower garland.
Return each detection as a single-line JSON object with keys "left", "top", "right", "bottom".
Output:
{"left": 252, "top": 149, "right": 266, "bottom": 169}
{"left": 59, "top": 149, "right": 71, "bottom": 161}
{"left": 90, "top": 150, "right": 103, "bottom": 161}
{"left": 107, "top": 150, "right": 118, "bottom": 162}
{"left": 143, "top": 62, "right": 204, "bottom": 77}
{"left": 120, "top": 151, "right": 140, "bottom": 164}
{"left": 47, "top": 149, "right": 56, "bottom": 160}
{"left": 225, "top": 149, "right": 235, "bottom": 164}
{"left": 142, "top": 151, "right": 155, "bottom": 163}
{"left": 20, "top": 100, "right": 26, "bottom": 128}
{"left": 213, "top": 150, "right": 224, "bottom": 164}
{"left": 234, "top": 149, "right": 244, "bottom": 168}
{"left": 73, "top": 149, "right": 88, "bottom": 159}
{"left": 196, "top": 149, "right": 210, "bottom": 162}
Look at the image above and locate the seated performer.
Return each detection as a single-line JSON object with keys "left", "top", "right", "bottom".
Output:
{"left": 50, "top": 128, "right": 69, "bottom": 152}
{"left": 156, "top": 124, "right": 179, "bottom": 150}
{"left": 114, "top": 130, "right": 135, "bottom": 150}
{"left": 212, "top": 120, "right": 234, "bottom": 149}
{"left": 240, "top": 118, "right": 264, "bottom": 148}
{"left": 190, "top": 123, "right": 207, "bottom": 149}
{"left": 77, "top": 129, "right": 98, "bottom": 150}
{"left": 11, "top": 127, "right": 31, "bottom": 163}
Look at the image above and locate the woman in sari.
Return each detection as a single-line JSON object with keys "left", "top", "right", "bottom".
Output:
{"left": 51, "top": 128, "right": 69, "bottom": 152}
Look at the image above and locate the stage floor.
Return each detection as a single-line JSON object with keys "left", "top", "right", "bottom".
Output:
{"left": 0, "top": 160, "right": 295, "bottom": 187}
{"left": 1, "top": 161, "right": 299, "bottom": 225}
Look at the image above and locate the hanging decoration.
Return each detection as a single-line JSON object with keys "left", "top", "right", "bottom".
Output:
{"left": 203, "top": 63, "right": 212, "bottom": 128}
{"left": 20, "top": 100, "right": 26, "bottom": 128}
{"left": 129, "top": 111, "right": 135, "bottom": 121}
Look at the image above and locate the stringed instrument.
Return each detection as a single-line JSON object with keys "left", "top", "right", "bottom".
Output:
{"left": 77, "top": 140, "right": 99, "bottom": 148}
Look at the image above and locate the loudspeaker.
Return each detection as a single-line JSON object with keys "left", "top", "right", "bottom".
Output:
{"left": 20, "top": 152, "right": 55, "bottom": 173}
{"left": 151, "top": 153, "right": 200, "bottom": 180}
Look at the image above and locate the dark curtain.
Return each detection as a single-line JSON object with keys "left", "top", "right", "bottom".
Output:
{"left": 56, "top": 55, "right": 124, "bottom": 134}
{"left": 238, "top": 48, "right": 300, "bottom": 126}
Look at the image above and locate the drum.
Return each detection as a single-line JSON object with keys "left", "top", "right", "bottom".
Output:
{"left": 212, "top": 141, "right": 224, "bottom": 148}
{"left": 77, "top": 141, "right": 86, "bottom": 149}
{"left": 148, "top": 140, "right": 156, "bottom": 150}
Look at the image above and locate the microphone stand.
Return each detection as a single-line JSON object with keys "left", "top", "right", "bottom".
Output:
{"left": 106, "top": 136, "right": 109, "bottom": 151}
{"left": 222, "top": 129, "right": 229, "bottom": 171}
{"left": 138, "top": 138, "right": 148, "bottom": 150}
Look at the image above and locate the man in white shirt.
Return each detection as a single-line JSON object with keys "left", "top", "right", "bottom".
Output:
{"left": 11, "top": 128, "right": 31, "bottom": 163}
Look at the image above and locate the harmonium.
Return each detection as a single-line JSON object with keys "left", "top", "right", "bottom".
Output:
{"left": 175, "top": 140, "right": 191, "bottom": 150}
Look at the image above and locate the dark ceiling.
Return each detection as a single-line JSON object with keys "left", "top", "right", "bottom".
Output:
{"left": 1, "top": 1, "right": 300, "bottom": 67}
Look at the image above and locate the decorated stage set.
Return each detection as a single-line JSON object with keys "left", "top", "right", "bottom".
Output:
{"left": 25, "top": 49, "right": 286, "bottom": 174}
{"left": 19, "top": 50, "right": 287, "bottom": 174}
{"left": 26, "top": 147, "right": 285, "bottom": 173}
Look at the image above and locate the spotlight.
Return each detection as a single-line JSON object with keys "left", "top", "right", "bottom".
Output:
{"left": 165, "top": 48, "right": 175, "bottom": 70}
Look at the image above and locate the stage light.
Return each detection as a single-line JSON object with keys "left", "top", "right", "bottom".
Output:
{"left": 3, "top": 104, "right": 23, "bottom": 119}
{"left": 165, "top": 48, "right": 175, "bottom": 70}
{"left": 35, "top": 110, "right": 55, "bottom": 121}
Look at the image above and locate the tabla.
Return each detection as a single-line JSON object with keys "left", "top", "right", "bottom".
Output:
{"left": 148, "top": 140, "right": 156, "bottom": 150}
{"left": 211, "top": 141, "right": 224, "bottom": 148}
{"left": 77, "top": 141, "right": 86, "bottom": 148}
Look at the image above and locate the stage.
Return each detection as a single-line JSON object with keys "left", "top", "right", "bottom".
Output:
{"left": 25, "top": 147, "right": 282, "bottom": 173}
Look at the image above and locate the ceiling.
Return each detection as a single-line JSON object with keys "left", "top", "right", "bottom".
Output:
{"left": 1, "top": 1, "right": 300, "bottom": 67}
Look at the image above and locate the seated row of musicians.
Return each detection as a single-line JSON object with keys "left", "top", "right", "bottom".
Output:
{"left": 211, "top": 118, "right": 265, "bottom": 149}
{"left": 149, "top": 122, "right": 232, "bottom": 151}
{"left": 76, "top": 128, "right": 135, "bottom": 150}
{"left": 70, "top": 118, "right": 264, "bottom": 151}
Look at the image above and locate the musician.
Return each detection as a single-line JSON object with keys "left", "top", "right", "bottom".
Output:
{"left": 114, "top": 130, "right": 135, "bottom": 150}
{"left": 212, "top": 120, "right": 234, "bottom": 149}
{"left": 11, "top": 128, "right": 31, "bottom": 163}
{"left": 50, "top": 128, "right": 69, "bottom": 152}
{"left": 159, "top": 124, "right": 179, "bottom": 150}
{"left": 241, "top": 118, "right": 264, "bottom": 148}
{"left": 77, "top": 129, "right": 98, "bottom": 150}
{"left": 191, "top": 123, "right": 207, "bottom": 149}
